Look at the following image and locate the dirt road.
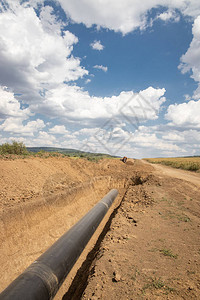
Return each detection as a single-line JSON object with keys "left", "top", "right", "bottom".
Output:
{"left": 0, "top": 157, "right": 200, "bottom": 299}
{"left": 144, "top": 160, "right": 200, "bottom": 187}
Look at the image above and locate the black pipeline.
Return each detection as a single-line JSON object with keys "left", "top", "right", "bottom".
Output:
{"left": 0, "top": 189, "right": 118, "bottom": 300}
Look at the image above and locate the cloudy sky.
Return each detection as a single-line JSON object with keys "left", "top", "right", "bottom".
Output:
{"left": 0, "top": 0, "right": 200, "bottom": 158}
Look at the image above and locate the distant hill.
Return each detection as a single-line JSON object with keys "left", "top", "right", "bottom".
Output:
{"left": 27, "top": 147, "right": 83, "bottom": 153}
{"left": 27, "top": 147, "right": 119, "bottom": 158}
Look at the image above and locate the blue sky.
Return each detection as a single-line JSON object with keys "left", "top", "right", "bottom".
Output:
{"left": 0, "top": 0, "right": 200, "bottom": 158}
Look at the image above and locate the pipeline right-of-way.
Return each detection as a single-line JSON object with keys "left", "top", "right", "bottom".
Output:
{"left": 0, "top": 189, "right": 118, "bottom": 300}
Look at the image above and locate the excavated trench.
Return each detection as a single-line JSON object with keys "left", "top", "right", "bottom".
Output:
{"left": 0, "top": 175, "right": 129, "bottom": 293}
{"left": 0, "top": 157, "right": 153, "bottom": 298}
{"left": 62, "top": 190, "right": 128, "bottom": 300}
{"left": 61, "top": 175, "right": 146, "bottom": 300}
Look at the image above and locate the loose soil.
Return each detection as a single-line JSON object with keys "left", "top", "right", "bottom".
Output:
{"left": 0, "top": 157, "right": 200, "bottom": 299}
{"left": 80, "top": 161, "right": 200, "bottom": 300}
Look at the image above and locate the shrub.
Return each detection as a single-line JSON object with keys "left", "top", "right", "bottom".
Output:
{"left": 37, "top": 150, "right": 45, "bottom": 157}
{"left": 0, "top": 141, "right": 28, "bottom": 155}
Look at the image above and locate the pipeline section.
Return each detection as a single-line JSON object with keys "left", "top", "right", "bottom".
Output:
{"left": 0, "top": 189, "right": 118, "bottom": 300}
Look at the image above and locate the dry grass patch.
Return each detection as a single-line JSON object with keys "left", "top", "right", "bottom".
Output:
{"left": 144, "top": 157, "right": 200, "bottom": 172}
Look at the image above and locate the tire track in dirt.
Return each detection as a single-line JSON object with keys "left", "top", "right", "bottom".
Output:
{"left": 143, "top": 160, "right": 200, "bottom": 187}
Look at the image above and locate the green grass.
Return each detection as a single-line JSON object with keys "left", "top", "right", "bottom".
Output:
{"left": 159, "top": 248, "right": 178, "bottom": 259}
{"left": 142, "top": 277, "right": 175, "bottom": 295}
{"left": 178, "top": 215, "right": 191, "bottom": 222}
{"left": 160, "top": 197, "right": 173, "bottom": 205}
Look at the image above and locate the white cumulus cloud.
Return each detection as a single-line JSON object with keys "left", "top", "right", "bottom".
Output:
{"left": 0, "top": 118, "right": 45, "bottom": 136}
{"left": 33, "top": 131, "right": 57, "bottom": 146}
{"left": 49, "top": 125, "right": 69, "bottom": 134}
{"left": 179, "top": 16, "right": 200, "bottom": 99}
{"left": 90, "top": 40, "right": 104, "bottom": 50}
{"left": 57, "top": 0, "right": 200, "bottom": 35}
{"left": 32, "top": 85, "right": 166, "bottom": 126}
{"left": 0, "top": 86, "right": 30, "bottom": 120}
{"left": 85, "top": 79, "right": 91, "bottom": 84}
{"left": 0, "top": 2, "right": 88, "bottom": 103}
{"left": 165, "top": 100, "right": 200, "bottom": 128}
{"left": 93, "top": 65, "right": 108, "bottom": 72}
{"left": 156, "top": 9, "right": 180, "bottom": 22}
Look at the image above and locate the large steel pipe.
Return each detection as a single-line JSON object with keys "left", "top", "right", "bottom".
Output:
{"left": 0, "top": 189, "right": 118, "bottom": 300}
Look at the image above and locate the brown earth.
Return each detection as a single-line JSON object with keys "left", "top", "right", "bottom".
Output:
{"left": 80, "top": 161, "right": 200, "bottom": 300}
{"left": 0, "top": 157, "right": 200, "bottom": 299}
{"left": 0, "top": 156, "right": 135, "bottom": 293}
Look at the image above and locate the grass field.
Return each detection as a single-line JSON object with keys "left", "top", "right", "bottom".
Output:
{"left": 144, "top": 157, "right": 200, "bottom": 172}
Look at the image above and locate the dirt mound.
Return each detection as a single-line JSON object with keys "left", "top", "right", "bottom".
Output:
{"left": 0, "top": 157, "right": 146, "bottom": 212}
{"left": 125, "top": 160, "right": 135, "bottom": 165}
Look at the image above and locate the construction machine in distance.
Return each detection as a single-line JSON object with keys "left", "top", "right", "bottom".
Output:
{"left": 120, "top": 156, "right": 127, "bottom": 163}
